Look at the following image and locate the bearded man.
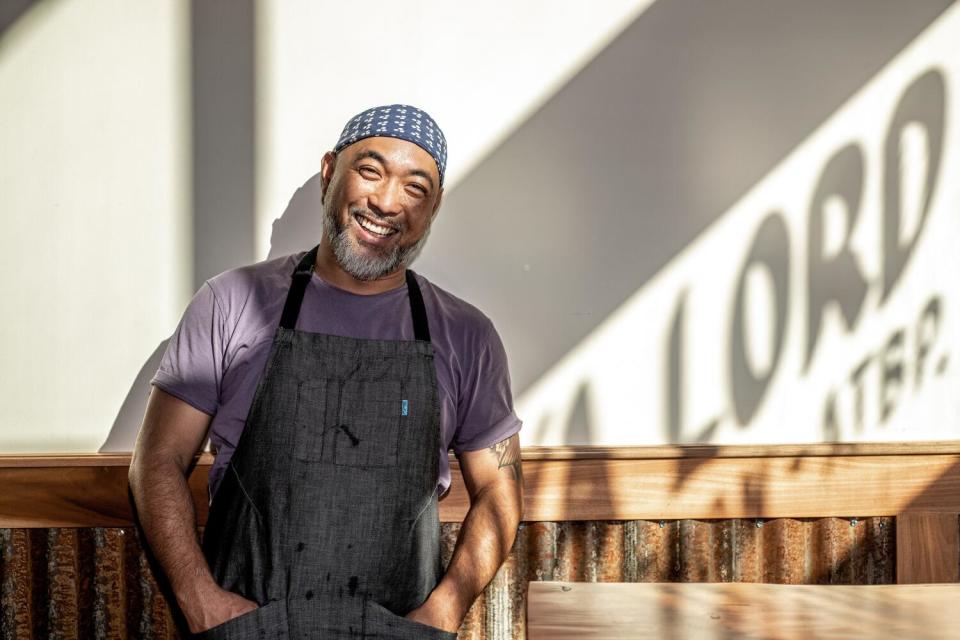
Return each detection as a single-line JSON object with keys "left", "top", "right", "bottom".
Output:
{"left": 129, "top": 105, "right": 523, "bottom": 639}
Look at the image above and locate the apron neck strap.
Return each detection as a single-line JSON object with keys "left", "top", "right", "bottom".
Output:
{"left": 279, "top": 245, "right": 319, "bottom": 331}
{"left": 279, "top": 245, "right": 432, "bottom": 342}
{"left": 405, "top": 270, "right": 431, "bottom": 343}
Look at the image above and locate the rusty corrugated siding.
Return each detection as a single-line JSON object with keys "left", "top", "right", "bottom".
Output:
{"left": 0, "top": 518, "right": 896, "bottom": 639}
{"left": 0, "top": 527, "right": 180, "bottom": 640}
{"left": 452, "top": 518, "right": 895, "bottom": 640}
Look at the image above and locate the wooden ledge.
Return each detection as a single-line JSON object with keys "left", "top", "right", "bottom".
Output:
{"left": 2, "top": 440, "right": 960, "bottom": 467}
{"left": 2, "top": 443, "right": 960, "bottom": 527}
{"left": 512, "top": 441, "right": 960, "bottom": 460}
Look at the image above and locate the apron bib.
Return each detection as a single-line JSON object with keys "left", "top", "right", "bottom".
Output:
{"left": 198, "top": 246, "right": 456, "bottom": 639}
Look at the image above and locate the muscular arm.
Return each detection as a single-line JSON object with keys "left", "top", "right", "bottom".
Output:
{"left": 128, "top": 387, "right": 256, "bottom": 633}
{"left": 407, "top": 433, "right": 524, "bottom": 631}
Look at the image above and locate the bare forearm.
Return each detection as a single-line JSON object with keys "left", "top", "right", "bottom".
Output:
{"left": 404, "top": 434, "right": 524, "bottom": 632}
{"left": 129, "top": 388, "right": 257, "bottom": 633}
{"left": 432, "top": 482, "right": 522, "bottom": 620}
{"left": 129, "top": 457, "right": 215, "bottom": 606}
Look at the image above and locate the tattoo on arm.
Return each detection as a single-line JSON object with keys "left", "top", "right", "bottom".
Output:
{"left": 489, "top": 434, "right": 522, "bottom": 483}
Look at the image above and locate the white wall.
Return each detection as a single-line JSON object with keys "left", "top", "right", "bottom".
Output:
{"left": 254, "top": 0, "right": 655, "bottom": 258}
{"left": 0, "top": 0, "right": 955, "bottom": 453}
{"left": 0, "top": 0, "right": 651, "bottom": 452}
{"left": 0, "top": 0, "right": 190, "bottom": 451}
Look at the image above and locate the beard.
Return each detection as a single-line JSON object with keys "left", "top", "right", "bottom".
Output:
{"left": 323, "top": 204, "right": 432, "bottom": 281}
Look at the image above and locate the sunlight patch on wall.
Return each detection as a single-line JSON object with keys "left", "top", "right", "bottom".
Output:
{"left": 518, "top": 5, "right": 960, "bottom": 446}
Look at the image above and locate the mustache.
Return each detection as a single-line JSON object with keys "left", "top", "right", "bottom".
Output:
{"left": 348, "top": 206, "right": 404, "bottom": 232}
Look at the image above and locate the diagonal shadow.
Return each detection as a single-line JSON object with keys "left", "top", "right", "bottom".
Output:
{"left": 415, "top": 0, "right": 955, "bottom": 397}
{"left": 0, "top": 0, "right": 44, "bottom": 42}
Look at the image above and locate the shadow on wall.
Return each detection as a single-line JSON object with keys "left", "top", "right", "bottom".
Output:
{"left": 0, "top": 0, "right": 44, "bottom": 41}
{"left": 99, "top": 174, "right": 325, "bottom": 452}
{"left": 99, "top": 341, "right": 167, "bottom": 452}
{"left": 266, "top": 172, "right": 325, "bottom": 260}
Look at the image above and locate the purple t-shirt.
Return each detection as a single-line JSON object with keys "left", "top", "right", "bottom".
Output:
{"left": 151, "top": 252, "right": 522, "bottom": 499}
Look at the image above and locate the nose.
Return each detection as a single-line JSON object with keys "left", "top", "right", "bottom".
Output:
{"left": 367, "top": 178, "right": 403, "bottom": 219}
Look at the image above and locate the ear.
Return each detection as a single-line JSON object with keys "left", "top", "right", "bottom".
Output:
{"left": 320, "top": 151, "right": 338, "bottom": 202}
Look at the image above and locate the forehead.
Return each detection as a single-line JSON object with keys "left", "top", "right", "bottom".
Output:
{"left": 341, "top": 136, "right": 440, "bottom": 183}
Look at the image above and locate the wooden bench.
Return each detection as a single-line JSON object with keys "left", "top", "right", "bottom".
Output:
{"left": 527, "top": 581, "right": 960, "bottom": 639}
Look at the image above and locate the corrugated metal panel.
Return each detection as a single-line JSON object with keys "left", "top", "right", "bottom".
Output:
{"left": 0, "top": 527, "right": 180, "bottom": 640}
{"left": 0, "top": 518, "right": 897, "bottom": 639}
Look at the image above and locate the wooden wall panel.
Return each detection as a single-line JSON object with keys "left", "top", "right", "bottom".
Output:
{"left": 2, "top": 445, "right": 960, "bottom": 526}
{"left": 896, "top": 512, "right": 960, "bottom": 583}
{"left": 2, "top": 444, "right": 957, "bottom": 638}
{"left": 442, "top": 452, "right": 960, "bottom": 522}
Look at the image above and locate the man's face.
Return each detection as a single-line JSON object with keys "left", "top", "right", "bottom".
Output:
{"left": 320, "top": 137, "right": 443, "bottom": 281}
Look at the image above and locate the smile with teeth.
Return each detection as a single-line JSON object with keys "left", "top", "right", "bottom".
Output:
{"left": 355, "top": 213, "right": 398, "bottom": 238}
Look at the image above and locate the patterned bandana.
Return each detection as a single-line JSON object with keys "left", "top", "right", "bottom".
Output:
{"left": 334, "top": 104, "right": 448, "bottom": 186}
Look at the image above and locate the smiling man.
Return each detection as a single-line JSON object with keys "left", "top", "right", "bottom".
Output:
{"left": 129, "top": 105, "right": 524, "bottom": 638}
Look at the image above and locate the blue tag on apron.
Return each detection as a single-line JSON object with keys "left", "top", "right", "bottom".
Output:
{"left": 401, "top": 399, "right": 409, "bottom": 416}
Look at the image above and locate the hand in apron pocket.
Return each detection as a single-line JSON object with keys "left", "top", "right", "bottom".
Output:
{"left": 194, "top": 599, "right": 288, "bottom": 640}
{"left": 363, "top": 598, "right": 458, "bottom": 640}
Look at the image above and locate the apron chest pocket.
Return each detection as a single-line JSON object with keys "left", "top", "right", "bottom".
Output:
{"left": 294, "top": 378, "right": 340, "bottom": 462}
{"left": 335, "top": 378, "right": 404, "bottom": 467}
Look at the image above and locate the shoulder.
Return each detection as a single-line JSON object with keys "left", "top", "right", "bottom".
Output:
{"left": 205, "top": 252, "right": 303, "bottom": 311}
{"left": 412, "top": 271, "right": 497, "bottom": 347}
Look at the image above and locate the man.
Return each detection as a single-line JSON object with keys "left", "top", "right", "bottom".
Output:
{"left": 129, "top": 105, "right": 523, "bottom": 638}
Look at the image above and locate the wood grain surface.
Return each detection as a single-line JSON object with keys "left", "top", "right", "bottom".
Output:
{"left": 442, "top": 453, "right": 960, "bottom": 521}
{"left": 3, "top": 441, "right": 960, "bottom": 465}
{"left": 527, "top": 581, "right": 960, "bottom": 639}
{"left": 2, "top": 445, "right": 960, "bottom": 526}
{"left": 897, "top": 512, "right": 960, "bottom": 584}
{"left": 0, "top": 460, "right": 211, "bottom": 528}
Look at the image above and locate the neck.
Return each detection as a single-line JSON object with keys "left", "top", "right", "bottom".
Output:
{"left": 313, "top": 238, "right": 406, "bottom": 295}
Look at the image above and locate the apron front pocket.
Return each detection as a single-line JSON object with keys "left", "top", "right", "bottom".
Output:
{"left": 294, "top": 378, "right": 340, "bottom": 462}
{"left": 362, "top": 599, "right": 458, "bottom": 639}
{"left": 202, "top": 464, "right": 271, "bottom": 606}
{"left": 335, "top": 379, "right": 404, "bottom": 467}
{"left": 195, "top": 599, "right": 289, "bottom": 639}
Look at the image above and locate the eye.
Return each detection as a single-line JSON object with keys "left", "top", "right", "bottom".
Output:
{"left": 406, "top": 183, "right": 428, "bottom": 198}
{"left": 358, "top": 165, "right": 381, "bottom": 179}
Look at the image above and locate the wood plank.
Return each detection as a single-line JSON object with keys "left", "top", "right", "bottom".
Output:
{"left": 527, "top": 581, "right": 960, "bottom": 639}
{"left": 515, "top": 441, "right": 960, "bottom": 460}
{"left": 3, "top": 441, "right": 960, "bottom": 466}
{"left": 2, "top": 451, "right": 960, "bottom": 526}
{"left": 0, "top": 454, "right": 140, "bottom": 468}
{"left": 897, "top": 512, "right": 960, "bottom": 584}
{"left": 0, "top": 464, "right": 211, "bottom": 528}
{"left": 441, "top": 454, "right": 960, "bottom": 521}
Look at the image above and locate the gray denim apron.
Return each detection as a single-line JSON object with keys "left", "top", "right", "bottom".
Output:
{"left": 198, "top": 246, "right": 457, "bottom": 639}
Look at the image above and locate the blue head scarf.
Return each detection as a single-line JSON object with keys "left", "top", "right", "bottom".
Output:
{"left": 334, "top": 104, "right": 448, "bottom": 186}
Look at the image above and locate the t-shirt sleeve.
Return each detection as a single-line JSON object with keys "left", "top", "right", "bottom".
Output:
{"left": 451, "top": 320, "right": 523, "bottom": 453}
{"left": 150, "top": 282, "right": 225, "bottom": 416}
